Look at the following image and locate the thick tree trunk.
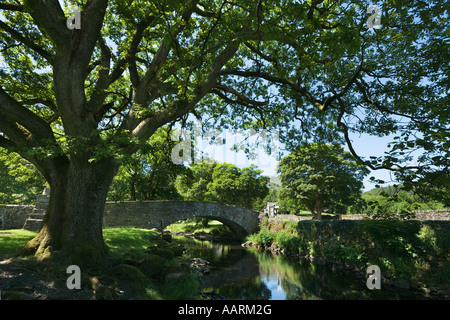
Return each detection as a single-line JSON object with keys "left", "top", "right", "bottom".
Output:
{"left": 20, "top": 158, "right": 118, "bottom": 268}
{"left": 313, "top": 198, "right": 323, "bottom": 220}
{"left": 146, "top": 171, "right": 156, "bottom": 200}
{"left": 130, "top": 179, "right": 137, "bottom": 201}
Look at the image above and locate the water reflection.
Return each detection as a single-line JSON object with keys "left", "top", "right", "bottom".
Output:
{"left": 176, "top": 236, "right": 423, "bottom": 300}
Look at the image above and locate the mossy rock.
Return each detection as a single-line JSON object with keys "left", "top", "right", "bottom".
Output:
{"left": 103, "top": 264, "right": 151, "bottom": 299}
{"left": 160, "top": 272, "right": 200, "bottom": 299}
{"left": 139, "top": 254, "right": 167, "bottom": 278}
{"left": 89, "top": 277, "right": 115, "bottom": 300}
{"left": 167, "top": 244, "right": 185, "bottom": 257}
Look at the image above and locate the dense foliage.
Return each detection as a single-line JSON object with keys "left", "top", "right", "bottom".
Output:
{"left": 176, "top": 161, "right": 269, "bottom": 210}
{"left": 0, "top": 148, "right": 46, "bottom": 204}
{"left": 107, "top": 126, "right": 187, "bottom": 201}
{"left": 360, "top": 184, "right": 446, "bottom": 219}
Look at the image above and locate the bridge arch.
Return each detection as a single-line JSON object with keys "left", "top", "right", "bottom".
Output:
{"left": 103, "top": 201, "right": 265, "bottom": 239}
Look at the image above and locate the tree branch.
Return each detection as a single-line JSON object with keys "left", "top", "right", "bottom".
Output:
{"left": 20, "top": 98, "right": 57, "bottom": 112}
{"left": 87, "top": 16, "right": 156, "bottom": 117}
{"left": 0, "top": 86, "right": 56, "bottom": 143}
{"left": 193, "top": 5, "right": 216, "bottom": 18}
{"left": 213, "top": 84, "right": 269, "bottom": 107}
{"left": 219, "top": 69, "right": 325, "bottom": 111}
{"left": 0, "top": 2, "right": 25, "bottom": 12}
{"left": 23, "top": 0, "right": 69, "bottom": 46}
{"left": 130, "top": 41, "right": 240, "bottom": 145}
{"left": 355, "top": 78, "right": 430, "bottom": 125}
{"left": 335, "top": 97, "right": 421, "bottom": 172}
{"left": 244, "top": 41, "right": 278, "bottom": 65}
{"left": 0, "top": 134, "right": 16, "bottom": 149}
{"left": 0, "top": 20, "right": 54, "bottom": 63}
{"left": 69, "top": 0, "right": 108, "bottom": 68}
{"left": 321, "top": 48, "right": 365, "bottom": 112}
{"left": 0, "top": 117, "right": 68, "bottom": 183}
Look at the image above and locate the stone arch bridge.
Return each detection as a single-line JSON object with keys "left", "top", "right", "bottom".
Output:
{"left": 103, "top": 201, "right": 266, "bottom": 239}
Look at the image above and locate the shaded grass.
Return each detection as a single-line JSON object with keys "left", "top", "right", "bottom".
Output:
{"left": 0, "top": 228, "right": 159, "bottom": 258}
{"left": 103, "top": 228, "right": 159, "bottom": 260}
{"left": 0, "top": 229, "right": 37, "bottom": 256}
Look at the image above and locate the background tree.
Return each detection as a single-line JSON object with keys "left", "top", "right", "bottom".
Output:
{"left": 176, "top": 161, "right": 217, "bottom": 203}
{"left": 0, "top": 148, "right": 46, "bottom": 204}
{"left": 359, "top": 184, "right": 446, "bottom": 219}
{"left": 0, "top": 0, "right": 447, "bottom": 264}
{"left": 208, "top": 163, "right": 269, "bottom": 209}
{"left": 108, "top": 126, "right": 186, "bottom": 201}
{"left": 278, "top": 143, "right": 369, "bottom": 219}
{"left": 176, "top": 161, "right": 269, "bottom": 210}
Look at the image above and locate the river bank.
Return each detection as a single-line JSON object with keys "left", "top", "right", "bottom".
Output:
{"left": 243, "top": 219, "right": 450, "bottom": 300}
{"left": 0, "top": 228, "right": 202, "bottom": 300}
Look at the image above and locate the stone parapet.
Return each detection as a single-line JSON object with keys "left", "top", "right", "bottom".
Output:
{"left": 0, "top": 205, "right": 34, "bottom": 229}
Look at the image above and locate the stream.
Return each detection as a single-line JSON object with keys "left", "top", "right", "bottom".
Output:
{"left": 175, "top": 236, "right": 428, "bottom": 300}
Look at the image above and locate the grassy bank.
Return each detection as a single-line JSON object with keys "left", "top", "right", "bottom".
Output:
{"left": 166, "top": 219, "right": 232, "bottom": 238}
{"left": 0, "top": 228, "right": 200, "bottom": 300}
{"left": 246, "top": 219, "right": 450, "bottom": 294}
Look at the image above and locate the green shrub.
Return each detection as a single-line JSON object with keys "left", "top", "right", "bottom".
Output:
{"left": 259, "top": 229, "right": 275, "bottom": 247}
{"left": 250, "top": 220, "right": 449, "bottom": 291}
{"left": 324, "top": 242, "right": 366, "bottom": 267}
{"left": 275, "top": 231, "right": 300, "bottom": 252}
{"left": 281, "top": 220, "right": 299, "bottom": 235}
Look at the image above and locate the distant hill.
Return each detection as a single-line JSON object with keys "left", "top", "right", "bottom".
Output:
{"left": 363, "top": 184, "right": 405, "bottom": 197}
{"left": 268, "top": 176, "right": 281, "bottom": 191}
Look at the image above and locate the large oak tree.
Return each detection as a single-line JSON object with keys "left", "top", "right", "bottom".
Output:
{"left": 0, "top": 0, "right": 447, "bottom": 265}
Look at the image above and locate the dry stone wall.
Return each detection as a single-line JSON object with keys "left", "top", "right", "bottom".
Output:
{"left": 1, "top": 200, "right": 264, "bottom": 239}
{"left": 272, "top": 210, "right": 450, "bottom": 222}
{"left": 0, "top": 205, "right": 34, "bottom": 229}
{"left": 339, "top": 210, "right": 450, "bottom": 221}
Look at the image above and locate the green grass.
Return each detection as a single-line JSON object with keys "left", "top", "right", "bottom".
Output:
{"left": 166, "top": 219, "right": 231, "bottom": 236}
{"left": 103, "top": 228, "right": 159, "bottom": 258}
{"left": 296, "top": 210, "right": 313, "bottom": 216}
{"left": 0, "top": 228, "right": 160, "bottom": 258}
{"left": 0, "top": 229, "right": 37, "bottom": 255}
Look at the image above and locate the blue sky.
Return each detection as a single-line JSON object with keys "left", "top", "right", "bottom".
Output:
{"left": 188, "top": 125, "right": 397, "bottom": 191}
